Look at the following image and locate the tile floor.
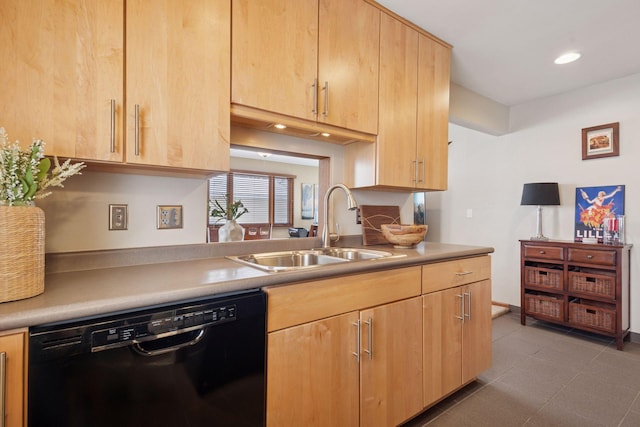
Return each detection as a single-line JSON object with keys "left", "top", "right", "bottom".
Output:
{"left": 403, "top": 311, "right": 640, "bottom": 427}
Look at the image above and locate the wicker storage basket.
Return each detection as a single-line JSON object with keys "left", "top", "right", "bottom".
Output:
{"left": 568, "top": 270, "right": 615, "bottom": 299}
{"left": 569, "top": 299, "right": 615, "bottom": 333}
{"left": 0, "top": 205, "right": 45, "bottom": 303}
{"left": 525, "top": 293, "right": 563, "bottom": 320}
{"left": 525, "top": 266, "right": 562, "bottom": 290}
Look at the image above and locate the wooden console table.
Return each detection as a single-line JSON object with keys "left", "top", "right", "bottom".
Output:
{"left": 520, "top": 239, "right": 632, "bottom": 350}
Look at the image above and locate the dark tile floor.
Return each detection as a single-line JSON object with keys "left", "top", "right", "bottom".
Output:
{"left": 403, "top": 312, "right": 640, "bottom": 427}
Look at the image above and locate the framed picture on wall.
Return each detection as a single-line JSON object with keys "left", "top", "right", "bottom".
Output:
{"left": 301, "top": 183, "right": 314, "bottom": 219}
{"left": 582, "top": 122, "right": 619, "bottom": 160}
{"left": 574, "top": 185, "right": 624, "bottom": 242}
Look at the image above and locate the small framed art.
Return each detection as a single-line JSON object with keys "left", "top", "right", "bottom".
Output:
{"left": 582, "top": 122, "right": 619, "bottom": 160}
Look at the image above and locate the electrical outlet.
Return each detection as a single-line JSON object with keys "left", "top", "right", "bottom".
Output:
{"left": 157, "top": 205, "right": 183, "bottom": 229}
{"left": 109, "top": 204, "right": 128, "bottom": 230}
{"left": 356, "top": 208, "right": 361, "bottom": 224}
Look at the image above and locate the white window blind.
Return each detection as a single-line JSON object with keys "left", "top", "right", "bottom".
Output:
{"left": 208, "top": 171, "right": 293, "bottom": 226}
{"left": 234, "top": 174, "right": 269, "bottom": 223}
{"left": 273, "top": 177, "right": 290, "bottom": 224}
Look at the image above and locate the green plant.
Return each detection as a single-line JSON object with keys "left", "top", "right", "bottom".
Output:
{"left": 209, "top": 194, "right": 248, "bottom": 222}
{"left": 0, "top": 127, "right": 85, "bottom": 206}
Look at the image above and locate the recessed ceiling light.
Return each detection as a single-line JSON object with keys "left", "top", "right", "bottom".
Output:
{"left": 321, "top": 132, "right": 330, "bottom": 137}
{"left": 554, "top": 52, "right": 581, "bottom": 65}
{"left": 274, "top": 123, "right": 286, "bottom": 129}
{"left": 257, "top": 152, "right": 272, "bottom": 158}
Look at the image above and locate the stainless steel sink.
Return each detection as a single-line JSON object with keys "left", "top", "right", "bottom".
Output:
{"left": 227, "top": 247, "right": 402, "bottom": 272}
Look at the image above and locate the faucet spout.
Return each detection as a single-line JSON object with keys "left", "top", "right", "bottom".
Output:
{"left": 322, "top": 184, "right": 358, "bottom": 248}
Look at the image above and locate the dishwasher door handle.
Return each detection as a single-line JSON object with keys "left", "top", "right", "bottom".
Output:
{"left": 132, "top": 328, "right": 206, "bottom": 357}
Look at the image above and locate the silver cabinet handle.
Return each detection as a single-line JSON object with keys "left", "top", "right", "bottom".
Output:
{"left": 312, "top": 78, "right": 318, "bottom": 115}
{"left": 0, "top": 351, "right": 6, "bottom": 427}
{"left": 110, "top": 99, "right": 116, "bottom": 153}
{"left": 412, "top": 159, "right": 418, "bottom": 183}
{"left": 587, "top": 255, "right": 593, "bottom": 259}
{"left": 352, "top": 320, "right": 361, "bottom": 362}
{"left": 456, "top": 294, "right": 464, "bottom": 322}
{"left": 456, "top": 271, "right": 473, "bottom": 276}
{"left": 539, "top": 250, "right": 546, "bottom": 254}
{"left": 363, "top": 317, "right": 373, "bottom": 360}
{"left": 134, "top": 104, "right": 140, "bottom": 156}
{"left": 322, "top": 81, "right": 329, "bottom": 117}
{"left": 464, "top": 291, "right": 471, "bottom": 319}
{"left": 418, "top": 157, "right": 425, "bottom": 184}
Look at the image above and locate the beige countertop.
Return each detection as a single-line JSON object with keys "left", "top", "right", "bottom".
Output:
{"left": 0, "top": 240, "right": 493, "bottom": 331}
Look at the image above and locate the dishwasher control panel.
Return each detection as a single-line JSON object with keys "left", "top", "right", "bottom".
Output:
{"left": 91, "top": 303, "right": 236, "bottom": 351}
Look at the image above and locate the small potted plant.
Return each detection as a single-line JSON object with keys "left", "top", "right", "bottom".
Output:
{"left": 0, "top": 127, "right": 85, "bottom": 302}
{"left": 209, "top": 194, "right": 248, "bottom": 242}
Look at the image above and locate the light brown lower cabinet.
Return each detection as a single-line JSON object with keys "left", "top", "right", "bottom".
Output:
{"left": 422, "top": 280, "right": 492, "bottom": 407}
{"left": 422, "top": 256, "right": 492, "bottom": 407}
{"left": 0, "top": 329, "right": 27, "bottom": 427}
{"left": 265, "top": 267, "right": 423, "bottom": 427}
{"left": 265, "top": 257, "right": 492, "bottom": 426}
{"left": 267, "top": 297, "right": 423, "bottom": 427}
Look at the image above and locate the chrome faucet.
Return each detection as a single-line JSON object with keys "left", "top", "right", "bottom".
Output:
{"left": 322, "top": 184, "right": 358, "bottom": 248}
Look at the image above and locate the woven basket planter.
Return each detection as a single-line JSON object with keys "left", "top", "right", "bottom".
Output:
{"left": 0, "top": 205, "right": 45, "bottom": 303}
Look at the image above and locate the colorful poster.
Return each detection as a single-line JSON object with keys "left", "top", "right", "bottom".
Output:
{"left": 574, "top": 185, "right": 624, "bottom": 242}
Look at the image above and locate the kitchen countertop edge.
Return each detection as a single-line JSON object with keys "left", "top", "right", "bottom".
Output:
{"left": 0, "top": 242, "right": 494, "bottom": 331}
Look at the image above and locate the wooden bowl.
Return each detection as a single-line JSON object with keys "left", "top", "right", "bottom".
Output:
{"left": 380, "top": 224, "right": 427, "bottom": 248}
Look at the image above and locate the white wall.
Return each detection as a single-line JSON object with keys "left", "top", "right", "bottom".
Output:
{"left": 428, "top": 72, "right": 640, "bottom": 332}
{"left": 39, "top": 126, "right": 413, "bottom": 252}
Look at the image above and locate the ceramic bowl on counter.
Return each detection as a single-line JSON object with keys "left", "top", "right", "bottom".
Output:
{"left": 380, "top": 224, "right": 428, "bottom": 248}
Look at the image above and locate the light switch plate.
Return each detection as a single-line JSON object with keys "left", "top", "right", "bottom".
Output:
{"left": 157, "top": 205, "right": 183, "bottom": 229}
{"left": 109, "top": 204, "right": 128, "bottom": 230}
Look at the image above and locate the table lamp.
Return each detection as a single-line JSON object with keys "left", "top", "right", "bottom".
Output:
{"left": 520, "top": 182, "right": 560, "bottom": 240}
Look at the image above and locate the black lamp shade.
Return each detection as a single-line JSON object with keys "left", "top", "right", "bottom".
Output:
{"left": 520, "top": 183, "right": 560, "bottom": 206}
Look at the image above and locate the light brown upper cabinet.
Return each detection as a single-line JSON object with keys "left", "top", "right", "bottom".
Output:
{"left": 1, "top": 0, "right": 229, "bottom": 172}
{"left": 232, "top": 0, "right": 380, "bottom": 135}
{"left": 346, "top": 13, "right": 451, "bottom": 190}
{"left": 0, "top": 0, "right": 124, "bottom": 163}
{"left": 126, "top": 0, "right": 230, "bottom": 171}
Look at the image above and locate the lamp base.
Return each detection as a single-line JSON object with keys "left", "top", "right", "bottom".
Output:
{"left": 530, "top": 235, "right": 549, "bottom": 241}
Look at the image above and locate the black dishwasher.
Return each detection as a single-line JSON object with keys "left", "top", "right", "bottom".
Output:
{"left": 28, "top": 289, "right": 266, "bottom": 427}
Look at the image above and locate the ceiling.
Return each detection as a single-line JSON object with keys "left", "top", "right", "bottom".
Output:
{"left": 376, "top": 0, "right": 640, "bottom": 106}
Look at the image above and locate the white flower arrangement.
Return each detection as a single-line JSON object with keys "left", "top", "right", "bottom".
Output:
{"left": 0, "top": 127, "right": 86, "bottom": 206}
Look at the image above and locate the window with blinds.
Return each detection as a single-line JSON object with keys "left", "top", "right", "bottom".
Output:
{"left": 208, "top": 171, "right": 293, "bottom": 226}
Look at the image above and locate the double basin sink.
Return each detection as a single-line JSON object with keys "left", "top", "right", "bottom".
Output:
{"left": 228, "top": 247, "right": 404, "bottom": 272}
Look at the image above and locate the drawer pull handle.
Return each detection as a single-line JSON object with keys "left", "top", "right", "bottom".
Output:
{"left": 363, "top": 317, "right": 373, "bottom": 360}
{"left": 352, "top": 320, "right": 361, "bottom": 362}
{"left": 134, "top": 104, "right": 140, "bottom": 156}
{"left": 110, "top": 99, "right": 116, "bottom": 153}
{"left": 0, "top": 351, "right": 5, "bottom": 427}
{"left": 456, "top": 271, "right": 473, "bottom": 276}
{"left": 539, "top": 250, "right": 545, "bottom": 254}
{"left": 456, "top": 294, "right": 464, "bottom": 322}
{"left": 587, "top": 255, "right": 593, "bottom": 259}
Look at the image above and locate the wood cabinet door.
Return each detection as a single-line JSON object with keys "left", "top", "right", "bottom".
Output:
{"left": 318, "top": 0, "right": 379, "bottom": 134}
{"left": 416, "top": 34, "right": 450, "bottom": 190}
{"left": 126, "top": 0, "right": 229, "bottom": 170}
{"left": 376, "top": 13, "right": 419, "bottom": 188}
{"left": 266, "top": 312, "right": 359, "bottom": 427}
{"left": 0, "top": 0, "right": 124, "bottom": 162}
{"left": 0, "top": 332, "right": 26, "bottom": 427}
{"left": 462, "top": 280, "right": 492, "bottom": 383}
{"left": 232, "top": 0, "right": 318, "bottom": 121}
{"left": 423, "top": 287, "right": 463, "bottom": 407}
{"left": 360, "top": 297, "right": 423, "bottom": 427}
